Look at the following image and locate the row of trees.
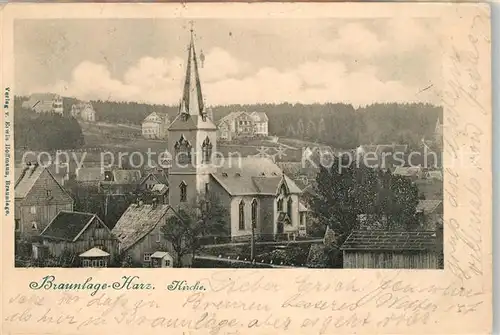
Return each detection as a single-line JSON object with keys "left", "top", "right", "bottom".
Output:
{"left": 15, "top": 95, "right": 441, "bottom": 151}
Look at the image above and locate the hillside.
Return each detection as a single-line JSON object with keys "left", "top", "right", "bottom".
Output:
{"left": 15, "top": 95, "right": 442, "bottom": 150}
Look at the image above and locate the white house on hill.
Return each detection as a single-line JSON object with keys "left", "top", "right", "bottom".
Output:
{"left": 142, "top": 112, "right": 169, "bottom": 139}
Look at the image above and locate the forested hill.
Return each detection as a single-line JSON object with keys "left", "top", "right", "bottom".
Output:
{"left": 15, "top": 95, "right": 442, "bottom": 149}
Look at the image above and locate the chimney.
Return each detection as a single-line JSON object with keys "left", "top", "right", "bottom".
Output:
{"left": 152, "top": 197, "right": 158, "bottom": 209}
{"left": 29, "top": 162, "right": 39, "bottom": 176}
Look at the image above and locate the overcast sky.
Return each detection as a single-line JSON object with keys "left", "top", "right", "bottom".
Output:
{"left": 15, "top": 18, "right": 442, "bottom": 106}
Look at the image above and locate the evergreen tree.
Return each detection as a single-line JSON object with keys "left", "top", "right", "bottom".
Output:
{"left": 309, "top": 156, "right": 420, "bottom": 246}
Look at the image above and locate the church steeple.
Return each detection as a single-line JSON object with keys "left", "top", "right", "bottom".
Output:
{"left": 180, "top": 23, "right": 205, "bottom": 118}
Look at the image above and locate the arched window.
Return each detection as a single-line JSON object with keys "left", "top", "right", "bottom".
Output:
{"left": 202, "top": 137, "right": 213, "bottom": 163}
{"left": 251, "top": 199, "right": 258, "bottom": 228}
{"left": 287, "top": 198, "right": 293, "bottom": 222}
{"left": 238, "top": 200, "right": 245, "bottom": 230}
{"left": 179, "top": 181, "right": 187, "bottom": 202}
{"left": 174, "top": 135, "right": 192, "bottom": 165}
{"left": 277, "top": 198, "right": 283, "bottom": 212}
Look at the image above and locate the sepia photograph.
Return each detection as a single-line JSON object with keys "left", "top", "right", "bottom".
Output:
{"left": 13, "top": 17, "right": 445, "bottom": 269}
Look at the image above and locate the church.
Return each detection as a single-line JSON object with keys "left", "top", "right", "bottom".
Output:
{"left": 166, "top": 27, "right": 307, "bottom": 241}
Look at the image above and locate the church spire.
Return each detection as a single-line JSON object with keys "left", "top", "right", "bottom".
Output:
{"left": 180, "top": 22, "right": 205, "bottom": 118}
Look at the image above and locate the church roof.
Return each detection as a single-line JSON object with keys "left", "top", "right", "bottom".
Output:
{"left": 210, "top": 157, "right": 302, "bottom": 196}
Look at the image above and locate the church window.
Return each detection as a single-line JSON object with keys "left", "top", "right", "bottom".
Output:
{"left": 277, "top": 198, "right": 283, "bottom": 212}
{"left": 202, "top": 137, "right": 213, "bottom": 163}
{"left": 239, "top": 200, "right": 245, "bottom": 230}
{"left": 180, "top": 181, "right": 187, "bottom": 202}
{"left": 251, "top": 199, "right": 258, "bottom": 228}
{"left": 287, "top": 198, "right": 293, "bottom": 223}
{"left": 174, "top": 135, "right": 192, "bottom": 165}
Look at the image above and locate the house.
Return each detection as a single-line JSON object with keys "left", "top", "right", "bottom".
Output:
{"left": 75, "top": 167, "right": 104, "bottom": 184}
{"left": 22, "top": 93, "right": 64, "bottom": 115}
{"left": 340, "top": 228, "right": 443, "bottom": 269}
{"left": 216, "top": 111, "right": 256, "bottom": 140}
{"left": 71, "top": 102, "right": 96, "bottom": 122}
{"left": 138, "top": 171, "right": 168, "bottom": 192}
{"left": 217, "top": 120, "right": 232, "bottom": 141}
{"left": 151, "top": 251, "right": 174, "bottom": 268}
{"left": 79, "top": 247, "right": 111, "bottom": 268}
{"left": 99, "top": 169, "right": 142, "bottom": 195}
{"left": 14, "top": 163, "right": 74, "bottom": 236}
{"left": 356, "top": 144, "right": 408, "bottom": 170}
{"left": 40, "top": 211, "right": 119, "bottom": 266}
{"left": 142, "top": 112, "right": 169, "bottom": 139}
{"left": 112, "top": 202, "right": 190, "bottom": 267}
{"left": 425, "top": 170, "right": 443, "bottom": 181}
{"left": 416, "top": 200, "right": 443, "bottom": 230}
{"left": 393, "top": 166, "right": 424, "bottom": 179}
{"left": 250, "top": 111, "right": 269, "bottom": 136}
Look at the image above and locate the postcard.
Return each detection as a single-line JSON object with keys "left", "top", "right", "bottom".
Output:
{"left": 0, "top": 2, "right": 492, "bottom": 335}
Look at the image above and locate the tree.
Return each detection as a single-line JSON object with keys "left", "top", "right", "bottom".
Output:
{"left": 161, "top": 194, "right": 228, "bottom": 267}
{"left": 309, "top": 155, "right": 420, "bottom": 247}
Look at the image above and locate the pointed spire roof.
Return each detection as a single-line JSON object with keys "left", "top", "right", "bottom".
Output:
{"left": 169, "top": 24, "right": 216, "bottom": 131}
{"left": 182, "top": 26, "right": 204, "bottom": 117}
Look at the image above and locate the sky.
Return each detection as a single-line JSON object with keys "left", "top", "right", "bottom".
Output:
{"left": 14, "top": 18, "right": 442, "bottom": 106}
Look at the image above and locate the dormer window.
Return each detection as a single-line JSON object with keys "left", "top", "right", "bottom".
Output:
{"left": 174, "top": 135, "right": 192, "bottom": 165}
{"left": 46, "top": 190, "right": 52, "bottom": 197}
{"left": 202, "top": 137, "right": 213, "bottom": 163}
{"left": 235, "top": 173, "right": 241, "bottom": 177}
{"left": 260, "top": 172, "right": 265, "bottom": 176}
{"left": 222, "top": 172, "right": 228, "bottom": 177}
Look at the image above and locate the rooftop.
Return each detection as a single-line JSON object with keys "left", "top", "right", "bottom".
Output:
{"left": 340, "top": 230, "right": 439, "bottom": 252}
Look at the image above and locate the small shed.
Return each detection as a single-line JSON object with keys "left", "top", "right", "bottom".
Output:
{"left": 340, "top": 230, "right": 441, "bottom": 269}
{"left": 150, "top": 251, "right": 173, "bottom": 268}
{"left": 79, "top": 247, "right": 110, "bottom": 268}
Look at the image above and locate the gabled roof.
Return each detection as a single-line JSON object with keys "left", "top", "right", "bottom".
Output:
{"left": 393, "top": 166, "right": 423, "bottom": 177}
{"left": 79, "top": 247, "right": 110, "bottom": 258}
{"left": 426, "top": 170, "right": 443, "bottom": 180}
{"left": 151, "top": 183, "right": 169, "bottom": 195}
{"left": 340, "top": 230, "right": 438, "bottom": 252}
{"left": 416, "top": 200, "right": 443, "bottom": 214}
{"left": 41, "top": 211, "right": 109, "bottom": 242}
{"left": 210, "top": 157, "right": 302, "bottom": 196}
{"left": 112, "top": 204, "right": 177, "bottom": 252}
{"left": 151, "top": 251, "right": 172, "bottom": 259}
{"left": 143, "top": 111, "right": 168, "bottom": 124}
{"left": 140, "top": 171, "right": 168, "bottom": 186}
{"left": 15, "top": 165, "right": 71, "bottom": 200}
{"left": 14, "top": 165, "right": 45, "bottom": 198}
{"left": 217, "top": 111, "right": 248, "bottom": 124}
{"left": 250, "top": 111, "right": 269, "bottom": 122}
